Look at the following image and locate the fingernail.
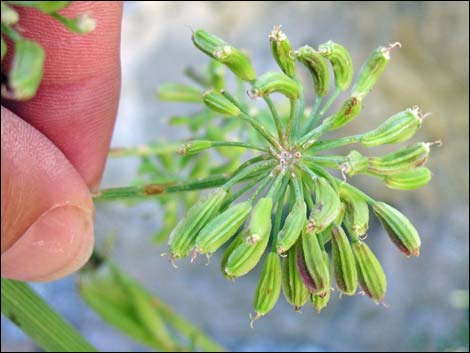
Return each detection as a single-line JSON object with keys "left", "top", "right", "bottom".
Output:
{"left": 1, "top": 205, "right": 94, "bottom": 282}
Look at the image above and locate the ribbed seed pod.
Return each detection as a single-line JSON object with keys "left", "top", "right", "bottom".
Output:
{"left": 213, "top": 45, "right": 257, "bottom": 81}
{"left": 249, "top": 72, "right": 300, "bottom": 100}
{"left": 368, "top": 142, "right": 431, "bottom": 176}
{"left": 168, "top": 188, "right": 227, "bottom": 259}
{"left": 276, "top": 200, "right": 307, "bottom": 254}
{"left": 308, "top": 177, "right": 341, "bottom": 233}
{"left": 253, "top": 253, "right": 282, "bottom": 320}
{"left": 298, "top": 230, "right": 330, "bottom": 295}
{"left": 339, "top": 186, "right": 369, "bottom": 236}
{"left": 324, "top": 95, "right": 362, "bottom": 131}
{"left": 352, "top": 241, "right": 387, "bottom": 302}
{"left": 372, "top": 201, "right": 421, "bottom": 256}
{"left": 177, "top": 140, "right": 212, "bottom": 155}
{"left": 311, "top": 252, "right": 332, "bottom": 313}
{"left": 352, "top": 43, "right": 400, "bottom": 99}
{"left": 383, "top": 167, "right": 432, "bottom": 190}
{"left": 296, "top": 45, "right": 330, "bottom": 96}
{"left": 282, "top": 245, "right": 309, "bottom": 311}
{"left": 195, "top": 201, "right": 252, "bottom": 255}
{"left": 220, "top": 231, "right": 245, "bottom": 277}
{"left": 192, "top": 29, "right": 227, "bottom": 57}
{"left": 331, "top": 226, "right": 358, "bottom": 295}
{"left": 318, "top": 40, "right": 353, "bottom": 91}
{"left": 340, "top": 150, "right": 369, "bottom": 177}
{"left": 202, "top": 89, "right": 241, "bottom": 116}
{"left": 224, "top": 197, "right": 273, "bottom": 278}
{"left": 360, "top": 107, "right": 422, "bottom": 147}
{"left": 269, "top": 25, "right": 296, "bottom": 77}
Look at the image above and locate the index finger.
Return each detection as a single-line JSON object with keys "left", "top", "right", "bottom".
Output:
{"left": 3, "top": 1, "right": 123, "bottom": 189}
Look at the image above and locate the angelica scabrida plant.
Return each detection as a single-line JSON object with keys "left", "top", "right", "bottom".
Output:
{"left": 97, "top": 26, "right": 440, "bottom": 324}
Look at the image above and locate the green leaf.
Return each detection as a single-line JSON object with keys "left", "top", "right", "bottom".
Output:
{"left": 1, "top": 279, "right": 97, "bottom": 352}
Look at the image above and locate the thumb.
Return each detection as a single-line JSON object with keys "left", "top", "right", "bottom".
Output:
{"left": 1, "top": 107, "right": 94, "bottom": 281}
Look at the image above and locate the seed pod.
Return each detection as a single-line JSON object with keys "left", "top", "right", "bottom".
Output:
{"left": 311, "top": 252, "right": 332, "bottom": 313}
{"left": 383, "top": 167, "right": 432, "bottom": 190}
{"left": 168, "top": 188, "right": 227, "bottom": 259}
{"left": 296, "top": 45, "right": 330, "bottom": 97}
{"left": 368, "top": 142, "right": 432, "bottom": 176}
{"left": 192, "top": 29, "right": 227, "bottom": 57}
{"left": 340, "top": 150, "right": 369, "bottom": 177}
{"left": 209, "top": 59, "right": 225, "bottom": 90}
{"left": 297, "top": 230, "right": 330, "bottom": 295}
{"left": 308, "top": 177, "right": 341, "bottom": 233}
{"left": 177, "top": 140, "right": 212, "bottom": 155}
{"left": 318, "top": 40, "right": 353, "bottom": 91}
{"left": 276, "top": 200, "right": 307, "bottom": 254}
{"left": 331, "top": 226, "right": 358, "bottom": 295}
{"left": 195, "top": 201, "right": 252, "bottom": 255}
{"left": 220, "top": 231, "right": 245, "bottom": 277}
{"left": 352, "top": 241, "right": 387, "bottom": 302}
{"left": 253, "top": 252, "right": 282, "bottom": 320}
{"left": 372, "top": 201, "right": 421, "bottom": 256}
{"left": 269, "top": 26, "right": 296, "bottom": 77}
{"left": 249, "top": 72, "right": 300, "bottom": 100}
{"left": 6, "top": 39, "right": 44, "bottom": 100}
{"left": 157, "top": 83, "right": 201, "bottom": 102}
{"left": 339, "top": 186, "right": 369, "bottom": 236}
{"left": 324, "top": 95, "right": 362, "bottom": 131}
{"left": 359, "top": 107, "right": 422, "bottom": 147}
{"left": 282, "top": 245, "right": 309, "bottom": 311}
{"left": 202, "top": 89, "right": 241, "bottom": 116}
{"left": 352, "top": 43, "right": 400, "bottom": 99}
{"left": 224, "top": 197, "right": 273, "bottom": 278}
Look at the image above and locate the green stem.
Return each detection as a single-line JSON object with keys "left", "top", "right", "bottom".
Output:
{"left": 249, "top": 172, "right": 274, "bottom": 201}
{"left": 1, "top": 23, "right": 23, "bottom": 41}
{"left": 297, "top": 118, "right": 334, "bottom": 151}
{"left": 225, "top": 160, "right": 276, "bottom": 188}
{"left": 318, "top": 86, "right": 341, "bottom": 118}
{"left": 306, "top": 135, "right": 360, "bottom": 154}
{"left": 184, "top": 67, "right": 211, "bottom": 87}
{"left": 271, "top": 185, "right": 288, "bottom": 250}
{"left": 240, "top": 112, "right": 283, "bottom": 151}
{"left": 263, "top": 96, "right": 286, "bottom": 146}
{"left": 108, "top": 143, "right": 182, "bottom": 158}
{"left": 303, "top": 97, "right": 324, "bottom": 133}
{"left": 231, "top": 155, "right": 269, "bottom": 177}
{"left": 302, "top": 155, "right": 345, "bottom": 169}
{"left": 291, "top": 78, "right": 305, "bottom": 140}
{"left": 221, "top": 173, "right": 267, "bottom": 209}
{"left": 336, "top": 179, "right": 375, "bottom": 204}
{"left": 285, "top": 98, "right": 298, "bottom": 144}
{"left": 1, "top": 279, "right": 97, "bottom": 352}
{"left": 301, "top": 172, "right": 315, "bottom": 213}
{"left": 211, "top": 141, "right": 268, "bottom": 152}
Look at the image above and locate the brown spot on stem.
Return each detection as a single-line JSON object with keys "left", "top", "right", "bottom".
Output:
{"left": 144, "top": 184, "right": 165, "bottom": 195}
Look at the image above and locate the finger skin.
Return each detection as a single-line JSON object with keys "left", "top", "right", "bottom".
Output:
{"left": 3, "top": 1, "right": 123, "bottom": 190}
{"left": 1, "top": 107, "right": 94, "bottom": 281}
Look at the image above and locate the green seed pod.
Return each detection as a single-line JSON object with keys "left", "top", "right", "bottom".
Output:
{"left": 202, "top": 89, "right": 241, "bottom": 116}
{"left": 372, "top": 201, "right": 421, "bottom": 257}
{"left": 220, "top": 231, "right": 245, "bottom": 276}
{"left": 269, "top": 25, "right": 296, "bottom": 77}
{"left": 318, "top": 40, "right": 353, "bottom": 91}
{"left": 308, "top": 177, "right": 341, "bottom": 233}
{"left": 6, "top": 39, "right": 44, "bottom": 100}
{"left": 383, "top": 167, "right": 432, "bottom": 190}
{"left": 249, "top": 72, "right": 300, "bottom": 100}
{"left": 157, "top": 83, "right": 201, "bottom": 102}
{"left": 360, "top": 107, "right": 422, "bottom": 147}
{"left": 177, "top": 140, "right": 212, "bottom": 155}
{"left": 276, "top": 200, "right": 307, "bottom": 254}
{"left": 331, "top": 226, "right": 358, "bottom": 295}
{"left": 324, "top": 95, "right": 362, "bottom": 131}
{"left": 311, "top": 252, "right": 332, "bottom": 313}
{"left": 195, "top": 201, "right": 252, "bottom": 255}
{"left": 352, "top": 43, "right": 400, "bottom": 99}
{"left": 209, "top": 59, "right": 225, "bottom": 90}
{"left": 252, "top": 252, "right": 282, "bottom": 320}
{"left": 282, "top": 245, "right": 309, "bottom": 311}
{"left": 213, "top": 45, "right": 256, "bottom": 82}
{"left": 339, "top": 186, "right": 369, "bottom": 236}
{"left": 368, "top": 142, "right": 433, "bottom": 176}
{"left": 340, "top": 150, "right": 369, "bottom": 177}
{"left": 296, "top": 45, "right": 330, "bottom": 97}
{"left": 168, "top": 188, "right": 227, "bottom": 259}
{"left": 192, "top": 29, "right": 227, "bottom": 57}
{"left": 224, "top": 197, "right": 273, "bottom": 278}
{"left": 352, "top": 241, "right": 387, "bottom": 302}
{"left": 298, "top": 230, "right": 330, "bottom": 295}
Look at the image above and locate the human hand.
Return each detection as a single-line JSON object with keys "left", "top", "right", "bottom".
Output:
{"left": 1, "top": 2, "right": 122, "bottom": 281}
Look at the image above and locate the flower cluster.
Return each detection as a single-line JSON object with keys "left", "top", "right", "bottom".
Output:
{"left": 165, "top": 26, "right": 438, "bottom": 323}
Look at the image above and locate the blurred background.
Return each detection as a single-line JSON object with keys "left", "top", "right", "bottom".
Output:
{"left": 2, "top": 1, "right": 469, "bottom": 351}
